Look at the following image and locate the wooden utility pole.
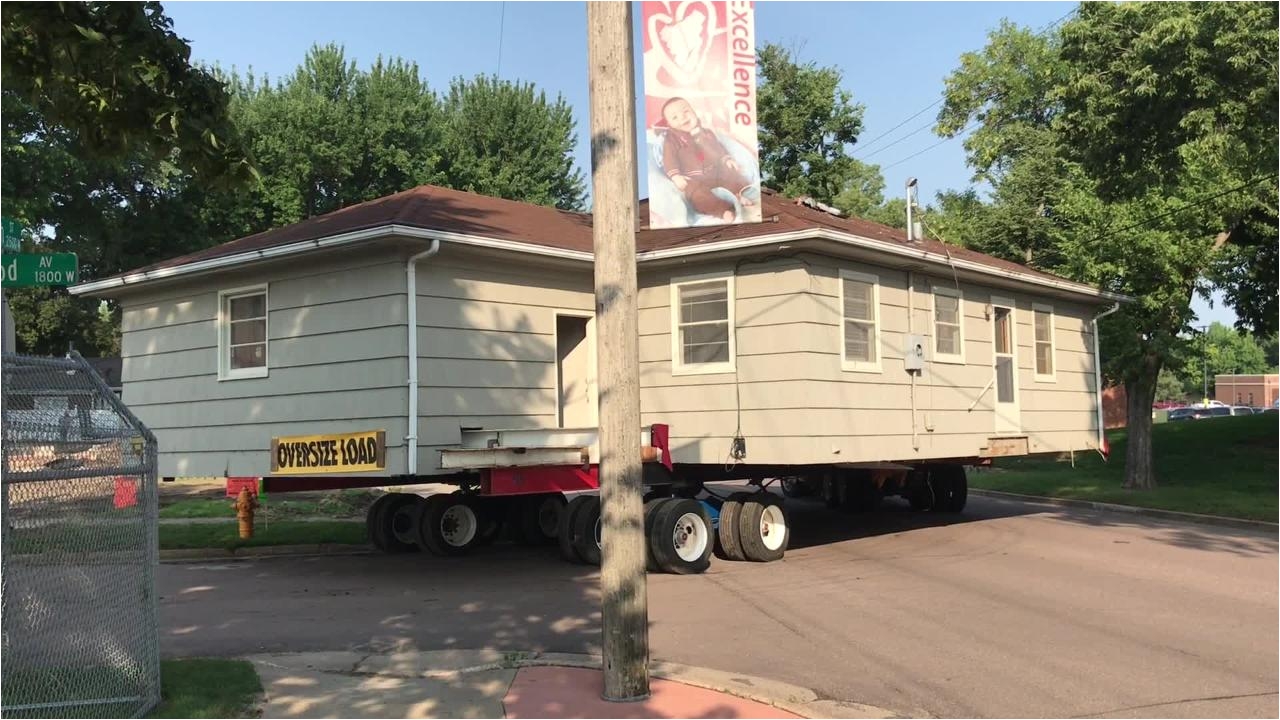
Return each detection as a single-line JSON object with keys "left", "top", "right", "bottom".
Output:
{"left": 586, "top": 0, "right": 649, "bottom": 702}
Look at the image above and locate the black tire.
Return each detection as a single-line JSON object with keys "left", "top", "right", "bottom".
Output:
{"left": 365, "top": 495, "right": 394, "bottom": 552}
{"left": 388, "top": 495, "right": 425, "bottom": 551}
{"left": 780, "top": 477, "right": 806, "bottom": 498}
{"left": 933, "top": 465, "right": 968, "bottom": 513}
{"left": 571, "top": 495, "right": 603, "bottom": 566}
{"left": 416, "top": 494, "right": 483, "bottom": 556}
{"left": 738, "top": 493, "right": 789, "bottom": 562}
{"left": 514, "top": 494, "right": 566, "bottom": 546}
{"left": 644, "top": 498, "right": 668, "bottom": 571}
{"left": 369, "top": 494, "right": 419, "bottom": 553}
{"left": 648, "top": 498, "right": 713, "bottom": 574}
{"left": 558, "top": 495, "right": 594, "bottom": 563}
{"left": 713, "top": 492, "right": 751, "bottom": 561}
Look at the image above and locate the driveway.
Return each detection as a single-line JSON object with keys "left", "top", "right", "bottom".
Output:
{"left": 159, "top": 494, "right": 1279, "bottom": 718}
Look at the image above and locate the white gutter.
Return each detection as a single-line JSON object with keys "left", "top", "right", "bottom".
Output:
{"left": 636, "top": 229, "right": 1134, "bottom": 303}
{"left": 405, "top": 240, "right": 441, "bottom": 476}
{"left": 1091, "top": 303, "right": 1122, "bottom": 459}
{"left": 69, "top": 224, "right": 592, "bottom": 296}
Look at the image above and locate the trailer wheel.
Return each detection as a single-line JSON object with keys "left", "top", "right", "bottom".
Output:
{"left": 557, "top": 495, "right": 593, "bottom": 563}
{"left": 514, "top": 494, "right": 565, "bottom": 545}
{"left": 934, "top": 465, "right": 968, "bottom": 513}
{"left": 713, "top": 492, "right": 751, "bottom": 561}
{"left": 738, "top": 494, "right": 789, "bottom": 562}
{"left": 389, "top": 496, "right": 425, "bottom": 550}
{"left": 648, "top": 498, "right": 713, "bottom": 574}
{"left": 571, "top": 496, "right": 603, "bottom": 566}
{"left": 368, "top": 494, "right": 420, "bottom": 553}
{"left": 417, "top": 494, "right": 482, "bottom": 556}
{"left": 644, "top": 498, "right": 667, "bottom": 571}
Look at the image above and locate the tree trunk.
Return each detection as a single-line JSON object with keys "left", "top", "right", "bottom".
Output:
{"left": 1122, "top": 354, "right": 1161, "bottom": 489}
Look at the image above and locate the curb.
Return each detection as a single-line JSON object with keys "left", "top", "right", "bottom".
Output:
{"left": 159, "top": 543, "right": 371, "bottom": 562}
{"left": 245, "top": 649, "right": 910, "bottom": 719}
{"left": 971, "top": 489, "right": 1278, "bottom": 531}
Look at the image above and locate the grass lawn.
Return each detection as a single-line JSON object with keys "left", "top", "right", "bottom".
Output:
{"left": 148, "top": 659, "right": 261, "bottom": 719}
{"left": 159, "top": 488, "right": 377, "bottom": 520}
{"left": 973, "top": 413, "right": 1278, "bottom": 522}
{"left": 159, "top": 520, "right": 367, "bottom": 550}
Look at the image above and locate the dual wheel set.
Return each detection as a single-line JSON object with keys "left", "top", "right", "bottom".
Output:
{"left": 364, "top": 488, "right": 792, "bottom": 575}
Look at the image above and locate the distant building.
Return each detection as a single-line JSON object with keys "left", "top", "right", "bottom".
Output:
{"left": 1214, "top": 374, "right": 1279, "bottom": 408}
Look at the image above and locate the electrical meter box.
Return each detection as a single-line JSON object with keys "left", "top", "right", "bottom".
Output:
{"left": 904, "top": 333, "right": 927, "bottom": 372}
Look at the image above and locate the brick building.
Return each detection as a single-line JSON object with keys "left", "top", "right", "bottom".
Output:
{"left": 1215, "top": 374, "right": 1279, "bottom": 409}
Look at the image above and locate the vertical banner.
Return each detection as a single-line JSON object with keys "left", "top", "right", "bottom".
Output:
{"left": 642, "top": 1, "right": 760, "bottom": 229}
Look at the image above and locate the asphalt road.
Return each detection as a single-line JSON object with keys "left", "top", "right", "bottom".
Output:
{"left": 158, "top": 494, "right": 1278, "bottom": 718}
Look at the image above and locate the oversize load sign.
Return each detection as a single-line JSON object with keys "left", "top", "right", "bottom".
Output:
{"left": 270, "top": 429, "right": 386, "bottom": 474}
{"left": 642, "top": 0, "right": 760, "bottom": 230}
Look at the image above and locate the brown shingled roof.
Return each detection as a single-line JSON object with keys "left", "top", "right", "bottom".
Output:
{"left": 97, "top": 183, "right": 1077, "bottom": 290}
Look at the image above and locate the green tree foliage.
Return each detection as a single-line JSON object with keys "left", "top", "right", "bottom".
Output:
{"left": 1154, "top": 368, "right": 1186, "bottom": 404}
{"left": 1174, "top": 323, "right": 1274, "bottom": 398}
{"left": 756, "top": 44, "right": 901, "bottom": 224}
{"left": 438, "top": 76, "right": 585, "bottom": 210}
{"left": 934, "top": 4, "right": 1278, "bottom": 488}
{"left": 0, "top": 1, "right": 252, "bottom": 183}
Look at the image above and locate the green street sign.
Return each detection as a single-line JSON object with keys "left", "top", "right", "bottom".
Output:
{"left": 1, "top": 217, "right": 21, "bottom": 253}
{"left": 2, "top": 253, "right": 79, "bottom": 287}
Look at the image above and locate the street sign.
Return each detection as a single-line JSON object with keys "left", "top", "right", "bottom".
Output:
{"left": 1, "top": 217, "right": 21, "bottom": 253}
{"left": 2, "top": 253, "right": 78, "bottom": 287}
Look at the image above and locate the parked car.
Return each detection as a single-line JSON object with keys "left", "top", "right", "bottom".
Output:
{"left": 1167, "top": 407, "right": 1206, "bottom": 422}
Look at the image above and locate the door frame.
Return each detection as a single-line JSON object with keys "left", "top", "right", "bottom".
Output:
{"left": 553, "top": 310, "right": 598, "bottom": 428}
{"left": 990, "top": 296, "right": 1021, "bottom": 435}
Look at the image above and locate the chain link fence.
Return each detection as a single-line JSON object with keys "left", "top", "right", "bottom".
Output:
{"left": 2, "top": 352, "right": 160, "bottom": 718}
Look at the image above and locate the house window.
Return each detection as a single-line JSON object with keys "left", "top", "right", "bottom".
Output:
{"left": 1033, "top": 303, "right": 1055, "bottom": 381}
{"left": 670, "top": 274, "right": 735, "bottom": 375}
{"left": 932, "top": 286, "right": 964, "bottom": 363}
{"left": 840, "top": 270, "right": 880, "bottom": 372}
{"left": 219, "top": 285, "right": 268, "bottom": 379}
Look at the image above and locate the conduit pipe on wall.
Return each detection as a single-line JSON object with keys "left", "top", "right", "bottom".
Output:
{"left": 1091, "top": 302, "right": 1121, "bottom": 459}
{"left": 406, "top": 240, "right": 441, "bottom": 476}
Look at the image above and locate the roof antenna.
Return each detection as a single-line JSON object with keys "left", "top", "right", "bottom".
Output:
{"left": 905, "top": 177, "right": 923, "bottom": 243}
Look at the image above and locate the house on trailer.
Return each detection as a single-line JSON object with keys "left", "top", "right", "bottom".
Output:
{"left": 69, "top": 185, "right": 1128, "bottom": 485}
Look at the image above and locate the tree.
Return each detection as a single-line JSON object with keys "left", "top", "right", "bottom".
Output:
{"left": 936, "top": 4, "right": 1278, "bottom": 489}
{"left": 438, "top": 75, "right": 585, "bottom": 210}
{"left": 1154, "top": 367, "right": 1186, "bottom": 403}
{"left": 1, "top": 2, "right": 253, "bottom": 357}
{"left": 755, "top": 44, "right": 900, "bottom": 222}
{"left": 1, "top": 1, "right": 252, "bottom": 183}
{"left": 1175, "top": 323, "right": 1274, "bottom": 397}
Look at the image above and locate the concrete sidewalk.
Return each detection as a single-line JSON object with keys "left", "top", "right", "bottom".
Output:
{"left": 246, "top": 649, "right": 899, "bottom": 719}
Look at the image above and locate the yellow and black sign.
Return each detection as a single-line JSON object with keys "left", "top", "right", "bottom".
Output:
{"left": 270, "top": 430, "right": 386, "bottom": 474}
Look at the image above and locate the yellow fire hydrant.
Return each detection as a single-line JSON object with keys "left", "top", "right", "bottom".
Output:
{"left": 234, "top": 486, "right": 258, "bottom": 539}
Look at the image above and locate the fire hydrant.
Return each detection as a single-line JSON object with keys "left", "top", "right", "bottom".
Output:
{"left": 234, "top": 486, "right": 258, "bottom": 539}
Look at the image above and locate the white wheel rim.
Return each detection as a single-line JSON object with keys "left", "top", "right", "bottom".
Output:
{"left": 440, "top": 505, "right": 477, "bottom": 547}
{"left": 672, "top": 512, "right": 708, "bottom": 562}
{"left": 759, "top": 505, "right": 786, "bottom": 551}
{"left": 593, "top": 516, "right": 603, "bottom": 549}
{"left": 391, "top": 506, "right": 417, "bottom": 544}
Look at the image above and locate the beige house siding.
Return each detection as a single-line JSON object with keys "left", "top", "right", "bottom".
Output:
{"left": 413, "top": 247, "right": 595, "bottom": 472}
{"left": 119, "top": 249, "right": 411, "bottom": 478}
{"left": 637, "top": 254, "right": 1100, "bottom": 464}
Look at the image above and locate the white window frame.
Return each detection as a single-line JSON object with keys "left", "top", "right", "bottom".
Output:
{"left": 218, "top": 284, "right": 269, "bottom": 380}
{"left": 1032, "top": 302, "right": 1057, "bottom": 382}
{"left": 839, "top": 269, "right": 881, "bottom": 373}
{"left": 932, "top": 285, "right": 966, "bottom": 364}
{"left": 669, "top": 272, "right": 736, "bottom": 376}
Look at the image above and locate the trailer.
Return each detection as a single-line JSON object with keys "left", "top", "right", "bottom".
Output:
{"left": 264, "top": 422, "right": 976, "bottom": 575}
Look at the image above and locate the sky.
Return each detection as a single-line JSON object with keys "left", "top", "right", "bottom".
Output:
{"left": 161, "top": 0, "right": 1236, "bottom": 326}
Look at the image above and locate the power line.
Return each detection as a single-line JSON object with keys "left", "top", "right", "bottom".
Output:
{"left": 496, "top": 2, "right": 506, "bottom": 78}
{"left": 857, "top": 4, "right": 1080, "bottom": 166}
{"left": 1093, "top": 174, "right": 1278, "bottom": 240}
{"left": 879, "top": 121, "right": 978, "bottom": 171}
